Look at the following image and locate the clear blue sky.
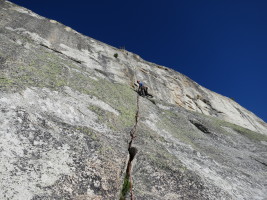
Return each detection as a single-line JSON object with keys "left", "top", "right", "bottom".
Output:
{"left": 9, "top": 0, "right": 267, "bottom": 122}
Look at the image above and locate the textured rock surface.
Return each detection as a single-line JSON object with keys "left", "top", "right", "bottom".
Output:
{"left": 0, "top": 1, "right": 267, "bottom": 199}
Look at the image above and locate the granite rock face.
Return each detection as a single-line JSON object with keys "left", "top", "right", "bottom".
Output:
{"left": 0, "top": 1, "right": 267, "bottom": 199}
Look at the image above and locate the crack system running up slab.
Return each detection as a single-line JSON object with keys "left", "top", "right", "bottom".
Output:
{"left": 120, "top": 95, "right": 139, "bottom": 200}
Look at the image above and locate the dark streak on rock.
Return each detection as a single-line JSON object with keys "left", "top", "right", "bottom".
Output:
{"left": 189, "top": 120, "right": 211, "bottom": 134}
{"left": 40, "top": 43, "right": 82, "bottom": 64}
{"left": 252, "top": 157, "right": 267, "bottom": 167}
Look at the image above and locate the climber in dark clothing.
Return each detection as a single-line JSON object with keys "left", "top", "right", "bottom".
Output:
{"left": 136, "top": 80, "right": 145, "bottom": 96}
{"left": 136, "top": 80, "right": 152, "bottom": 97}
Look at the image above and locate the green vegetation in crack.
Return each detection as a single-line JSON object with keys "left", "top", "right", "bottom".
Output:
{"left": 119, "top": 175, "right": 131, "bottom": 200}
{"left": 114, "top": 53, "right": 118, "bottom": 58}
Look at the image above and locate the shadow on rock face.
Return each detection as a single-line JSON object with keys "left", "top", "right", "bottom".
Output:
{"left": 189, "top": 120, "right": 211, "bottom": 134}
{"left": 129, "top": 147, "right": 138, "bottom": 162}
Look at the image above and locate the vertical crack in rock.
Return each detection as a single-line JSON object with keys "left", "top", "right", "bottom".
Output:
{"left": 120, "top": 95, "right": 139, "bottom": 200}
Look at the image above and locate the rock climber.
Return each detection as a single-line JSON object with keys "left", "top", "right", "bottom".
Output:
{"left": 135, "top": 80, "right": 152, "bottom": 97}
{"left": 136, "top": 80, "right": 145, "bottom": 96}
